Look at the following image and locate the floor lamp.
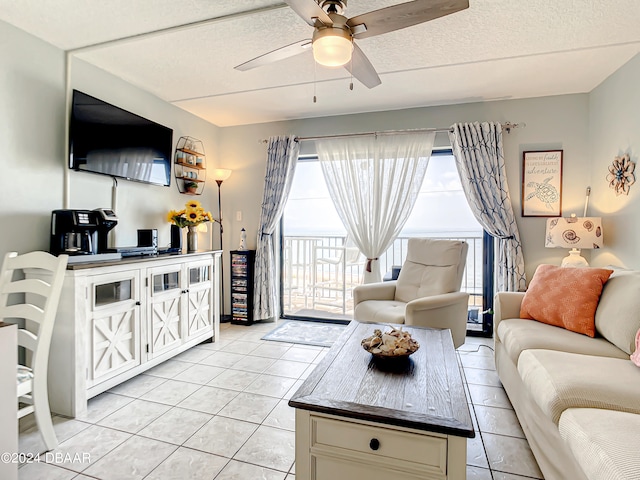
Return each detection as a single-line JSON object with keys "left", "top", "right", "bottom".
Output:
{"left": 214, "top": 169, "right": 232, "bottom": 322}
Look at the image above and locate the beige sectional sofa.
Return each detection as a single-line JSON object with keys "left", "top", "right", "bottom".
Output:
{"left": 494, "top": 268, "right": 640, "bottom": 480}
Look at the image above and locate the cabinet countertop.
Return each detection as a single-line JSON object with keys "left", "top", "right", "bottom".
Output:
{"left": 66, "top": 250, "right": 222, "bottom": 270}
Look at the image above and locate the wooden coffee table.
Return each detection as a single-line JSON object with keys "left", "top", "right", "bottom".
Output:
{"left": 289, "top": 321, "right": 474, "bottom": 480}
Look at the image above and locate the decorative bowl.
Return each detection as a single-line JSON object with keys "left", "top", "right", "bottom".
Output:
{"left": 361, "top": 327, "right": 420, "bottom": 360}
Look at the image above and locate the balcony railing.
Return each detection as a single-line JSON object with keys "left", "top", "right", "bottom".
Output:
{"left": 282, "top": 233, "right": 484, "bottom": 321}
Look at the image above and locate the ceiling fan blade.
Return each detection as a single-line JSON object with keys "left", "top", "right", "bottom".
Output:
{"left": 235, "top": 39, "right": 312, "bottom": 71}
{"left": 285, "top": 0, "right": 333, "bottom": 26}
{"left": 347, "top": 0, "right": 469, "bottom": 39}
{"left": 344, "top": 43, "right": 381, "bottom": 89}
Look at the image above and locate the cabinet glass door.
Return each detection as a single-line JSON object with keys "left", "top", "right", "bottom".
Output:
{"left": 186, "top": 260, "right": 213, "bottom": 338}
{"left": 147, "top": 265, "right": 184, "bottom": 358}
{"left": 189, "top": 265, "right": 210, "bottom": 285}
{"left": 95, "top": 280, "right": 132, "bottom": 307}
{"left": 88, "top": 270, "right": 141, "bottom": 387}
{"left": 153, "top": 271, "right": 180, "bottom": 293}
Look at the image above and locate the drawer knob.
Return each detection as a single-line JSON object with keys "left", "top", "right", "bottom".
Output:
{"left": 369, "top": 438, "right": 380, "bottom": 451}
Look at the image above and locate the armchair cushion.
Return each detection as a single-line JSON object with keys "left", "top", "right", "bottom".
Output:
{"left": 395, "top": 238, "right": 468, "bottom": 303}
{"left": 354, "top": 300, "right": 406, "bottom": 324}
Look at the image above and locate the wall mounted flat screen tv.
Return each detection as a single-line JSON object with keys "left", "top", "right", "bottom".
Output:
{"left": 70, "top": 90, "right": 173, "bottom": 187}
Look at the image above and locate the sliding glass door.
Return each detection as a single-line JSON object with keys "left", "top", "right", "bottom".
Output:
{"left": 280, "top": 151, "right": 494, "bottom": 335}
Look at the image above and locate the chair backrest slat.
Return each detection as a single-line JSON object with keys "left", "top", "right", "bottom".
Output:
{"left": 1, "top": 304, "right": 44, "bottom": 325}
{"left": 4, "top": 251, "right": 64, "bottom": 273}
{"left": 3, "top": 278, "right": 52, "bottom": 298}
{"left": 18, "top": 328, "right": 38, "bottom": 353}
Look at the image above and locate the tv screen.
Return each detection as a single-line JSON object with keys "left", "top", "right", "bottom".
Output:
{"left": 69, "top": 90, "right": 173, "bottom": 187}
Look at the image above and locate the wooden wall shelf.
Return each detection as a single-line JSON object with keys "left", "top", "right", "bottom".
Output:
{"left": 174, "top": 136, "right": 206, "bottom": 195}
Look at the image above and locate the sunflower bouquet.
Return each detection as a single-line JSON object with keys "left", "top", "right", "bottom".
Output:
{"left": 167, "top": 200, "right": 216, "bottom": 228}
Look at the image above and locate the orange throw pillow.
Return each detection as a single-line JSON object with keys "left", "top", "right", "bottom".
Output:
{"left": 520, "top": 264, "right": 613, "bottom": 337}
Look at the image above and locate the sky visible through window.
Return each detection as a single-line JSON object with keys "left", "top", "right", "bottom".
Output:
{"left": 283, "top": 154, "right": 482, "bottom": 236}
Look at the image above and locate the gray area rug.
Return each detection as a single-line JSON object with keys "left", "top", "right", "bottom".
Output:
{"left": 262, "top": 320, "right": 349, "bottom": 347}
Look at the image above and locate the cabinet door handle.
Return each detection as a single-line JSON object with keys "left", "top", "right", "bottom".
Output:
{"left": 369, "top": 438, "right": 380, "bottom": 451}
{"left": 135, "top": 301, "right": 141, "bottom": 306}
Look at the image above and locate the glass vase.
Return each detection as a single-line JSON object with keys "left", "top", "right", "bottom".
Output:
{"left": 187, "top": 225, "right": 198, "bottom": 252}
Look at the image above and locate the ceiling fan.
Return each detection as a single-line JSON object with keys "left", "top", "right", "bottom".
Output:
{"left": 235, "top": 0, "right": 469, "bottom": 88}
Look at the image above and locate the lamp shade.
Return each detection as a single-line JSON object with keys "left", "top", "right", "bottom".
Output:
{"left": 545, "top": 216, "right": 603, "bottom": 250}
{"left": 213, "top": 169, "right": 232, "bottom": 182}
{"left": 312, "top": 28, "right": 353, "bottom": 67}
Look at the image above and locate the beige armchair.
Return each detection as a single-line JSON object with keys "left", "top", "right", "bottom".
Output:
{"left": 353, "top": 238, "right": 469, "bottom": 348}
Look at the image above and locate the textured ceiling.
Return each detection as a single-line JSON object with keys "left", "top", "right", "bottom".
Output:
{"left": 2, "top": 0, "right": 640, "bottom": 126}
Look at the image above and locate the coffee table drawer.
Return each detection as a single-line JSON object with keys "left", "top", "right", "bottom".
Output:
{"left": 311, "top": 415, "right": 447, "bottom": 472}
{"left": 313, "top": 454, "right": 430, "bottom": 480}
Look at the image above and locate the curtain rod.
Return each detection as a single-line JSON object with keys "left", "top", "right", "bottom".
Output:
{"left": 259, "top": 122, "right": 524, "bottom": 144}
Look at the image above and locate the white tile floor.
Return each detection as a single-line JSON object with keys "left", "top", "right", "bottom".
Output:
{"left": 18, "top": 322, "right": 544, "bottom": 480}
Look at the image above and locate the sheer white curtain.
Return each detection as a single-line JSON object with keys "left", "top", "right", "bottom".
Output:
{"left": 316, "top": 132, "right": 436, "bottom": 283}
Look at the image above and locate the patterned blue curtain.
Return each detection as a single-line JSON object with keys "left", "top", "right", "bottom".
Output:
{"left": 448, "top": 122, "right": 526, "bottom": 292}
{"left": 254, "top": 135, "right": 300, "bottom": 321}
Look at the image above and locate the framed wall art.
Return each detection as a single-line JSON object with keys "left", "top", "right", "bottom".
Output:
{"left": 522, "top": 150, "right": 563, "bottom": 217}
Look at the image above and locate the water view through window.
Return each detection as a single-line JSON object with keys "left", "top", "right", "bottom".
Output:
{"left": 281, "top": 152, "right": 486, "bottom": 329}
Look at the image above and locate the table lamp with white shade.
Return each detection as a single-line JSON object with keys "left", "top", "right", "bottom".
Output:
{"left": 545, "top": 214, "right": 603, "bottom": 267}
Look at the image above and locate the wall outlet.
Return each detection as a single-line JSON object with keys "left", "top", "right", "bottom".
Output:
{"left": 236, "top": 211, "right": 242, "bottom": 221}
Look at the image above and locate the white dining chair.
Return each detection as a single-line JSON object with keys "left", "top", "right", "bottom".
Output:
{"left": 0, "top": 251, "right": 68, "bottom": 452}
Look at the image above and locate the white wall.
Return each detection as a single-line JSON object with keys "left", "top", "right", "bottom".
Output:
{"left": 70, "top": 59, "right": 221, "bottom": 250}
{"left": 0, "top": 20, "right": 223, "bottom": 259}
{"left": 589, "top": 53, "right": 640, "bottom": 268}
{"left": 0, "top": 21, "right": 65, "bottom": 256}
{"left": 219, "top": 94, "right": 592, "bottom": 283}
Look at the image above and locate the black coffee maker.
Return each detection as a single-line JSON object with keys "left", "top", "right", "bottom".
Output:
{"left": 50, "top": 209, "right": 118, "bottom": 256}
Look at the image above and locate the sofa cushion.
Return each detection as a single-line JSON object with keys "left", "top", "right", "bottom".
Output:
{"left": 559, "top": 408, "right": 640, "bottom": 480}
{"left": 520, "top": 264, "right": 613, "bottom": 337}
{"left": 595, "top": 269, "right": 640, "bottom": 355}
{"left": 497, "top": 319, "right": 628, "bottom": 364}
{"left": 517, "top": 349, "right": 640, "bottom": 424}
{"left": 354, "top": 300, "right": 406, "bottom": 324}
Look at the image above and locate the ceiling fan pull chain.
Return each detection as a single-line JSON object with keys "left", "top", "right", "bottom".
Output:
{"left": 349, "top": 55, "right": 354, "bottom": 91}
{"left": 313, "top": 59, "right": 318, "bottom": 103}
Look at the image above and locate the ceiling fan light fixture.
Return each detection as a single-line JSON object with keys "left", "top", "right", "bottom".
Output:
{"left": 312, "top": 27, "right": 353, "bottom": 67}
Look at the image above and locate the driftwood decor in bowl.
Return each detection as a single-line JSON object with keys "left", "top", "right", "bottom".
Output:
{"left": 361, "top": 326, "right": 420, "bottom": 360}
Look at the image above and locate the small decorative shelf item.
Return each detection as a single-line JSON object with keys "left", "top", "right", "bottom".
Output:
{"left": 606, "top": 153, "right": 635, "bottom": 196}
{"left": 175, "top": 136, "right": 206, "bottom": 195}
{"left": 238, "top": 228, "right": 247, "bottom": 250}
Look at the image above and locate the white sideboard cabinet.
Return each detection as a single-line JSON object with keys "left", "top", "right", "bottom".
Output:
{"left": 45, "top": 251, "right": 221, "bottom": 418}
